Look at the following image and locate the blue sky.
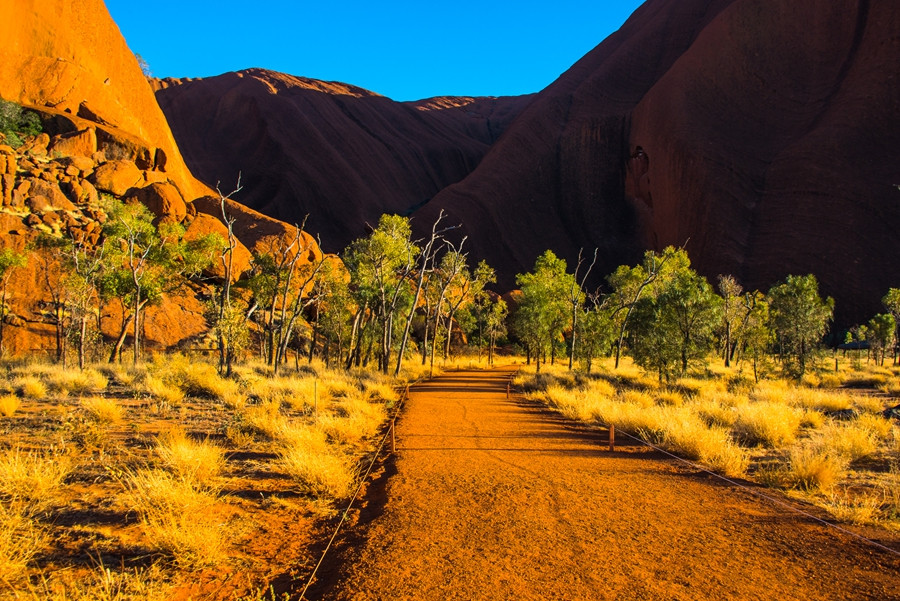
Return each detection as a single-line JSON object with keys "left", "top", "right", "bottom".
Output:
{"left": 105, "top": 1, "right": 646, "bottom": 101}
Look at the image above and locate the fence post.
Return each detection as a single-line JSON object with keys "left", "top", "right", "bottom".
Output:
{"left": 507, "top": 381, "right": 510, "bottom": 399}
{"left": 608, "top": 424, "right": 615, "bottom": 452}
{"left": 391, "top": 419, "right": 396, "bottom": 453}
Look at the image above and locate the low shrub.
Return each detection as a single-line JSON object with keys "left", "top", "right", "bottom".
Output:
{"left": 732, "top": 402, "right": 802, "bottom": 447}
{"left": 786, "top": 444, "right": 847, "bottom": 492}
{"left": 123, "top": 469, "right": 227, "bottom": 568}
{"left": 155, "top": 429, "right": 224, "bottom": 487}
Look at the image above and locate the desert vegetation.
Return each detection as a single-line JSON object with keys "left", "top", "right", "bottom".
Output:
{"left": 0, "top": 356, "right": 428, "bottom": 599}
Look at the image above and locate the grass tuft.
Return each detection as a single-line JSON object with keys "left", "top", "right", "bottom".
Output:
{"left": 123, "top": 469, "right": 227, "bottom": 568}
{"left": 155, "top": 429, "right": 225, "bottom": 487}
{"left": 0, "top": 394, "right": 21, "bottom": 417}
{"left": 81, "top": 396, "right": 124, "bottom": 424}
{"left": 787, "top": 444, "right": 847, "bottom": 492}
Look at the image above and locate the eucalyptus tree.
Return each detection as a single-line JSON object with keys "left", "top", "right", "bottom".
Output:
{"left": 767, "top": 274, "right": 834, "bottom": 377}
{"left": 344, "top": 214, "right": 419, "bottom": 374}
{"left": 866, "top": 313, "right": 895, "bottom": 366}
{"left": 394, "top": 210, "right": 452, "bottom": 377}
{"left": 718, "top": 274, "right": 748, "bottom": 367}
{"left": 515, "top": 250, "right": 570, "bottom": 373}
{"left": 565, "top": 248, "right": 597, "bottom": 370}
{"left": 428, "top": 240, "right": 468, "bottom": 374}
{"left": 0, "top": 248, "right": 26, "bottom": 355}
{"left": 577, "top": 301, "right": 616, "bottom": 373}
{"left": 103, "top": 198, "right": 217, "bottom": 365}
{"left": 883, "top": 288, "right": 900, "bottom": 364}
{"left": 607, "top": 247, "right": 685, "bottom": 368}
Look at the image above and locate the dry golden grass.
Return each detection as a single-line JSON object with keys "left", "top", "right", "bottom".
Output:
{"left": 732, "top": 402, "right": 802, "bottom": 447}
{"left": 658, "top": 411, "right": 748, "bottom": 477}
{"left": 0, "top": 502, "right": 46, "bottom": 584}
{"left": 0, "top": 448, "right": 71, "bottom": 515}
{"left": 788, "top": 388, "right": 853, "bottom": 412}
{"left": 787, "top": 444, "right": 847, "bottom": 492}
{"left": 81, "top": 396, "right": 124, "bottom": 424}
{"left": 278, "top": 425, "right": 355, "bottom": 498}
{"left": 322, "top": 395, "right": 387, "bottom": 445}
{"left": 123, "top": 469, "right": 227, "bottom": 568}
{"left": 363, "top": 380, "right": 400, "bottom": 403}
{"left": 823, "top": 490, "right": 884, "bottom": 525}
{"left": 47, "top": 368, "right": 109, "bottom": 396}
{"left": 655, "top": 390, "right": 685, "bottom": 407}
{"left": 148, "top": 355, "right": 240, "bottom": 402}
{"left": 240, "top": 400, "right": 288, "bottom": 441}
{"left": 816, "top": 422, "right": 878, "bottom": 462}
{"left": 15, "top": 376, "right": 47, "bottom": 400}
{"left": 855, "top": 413, "right": 894, "bottom": 440}
{"left": 0, "top": 393, "right": 20, "bottom": 417}
{"left": 155, "top": 429, "right": 225, "bottom": 487}
{"left": 141, "top": 375, "right": 185, "bottom": 407}
{"left": 852, "top": 395, "right": 887, "bottom": 415}
{"left": 23, "top": 560, "right": 170, "bottom": 601}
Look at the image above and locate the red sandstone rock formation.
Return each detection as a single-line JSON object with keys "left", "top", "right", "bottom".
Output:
{"left": 153, "top": 70, "right": 532, "bottom": 252}
{"left": 0, "top": 0, "right": 210, "bottom": 203}
{"left": 0, "top": 1, "right": 329, "bottom": 355}
{"left": 417, "top": 0, "right": 900, "bottom": 323}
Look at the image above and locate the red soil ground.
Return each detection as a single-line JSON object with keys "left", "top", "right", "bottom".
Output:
{"left": 309, "top": 366, "right": 899, "bottom": 600}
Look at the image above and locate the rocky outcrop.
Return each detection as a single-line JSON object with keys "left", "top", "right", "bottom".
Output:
{"left": 414, "top": 0, "right": 900, "bottom": 324}
{"left": 154, "top": 70, "right": 532, "bottom": 252}
{"left": 0, "top": 0, "right": 210, "bottom": 202}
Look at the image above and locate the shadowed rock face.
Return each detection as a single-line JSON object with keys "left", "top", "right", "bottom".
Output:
{"left": 420, "top": 0, "right": 900, "bottom": 324}
{"left": 154, "top": 70, "right": 533, "bottom": 253}
{"left": 154, "top": 0, "right": 899, "bottom": 325}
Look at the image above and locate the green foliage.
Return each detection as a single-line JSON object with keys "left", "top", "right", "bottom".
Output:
{"left": 577, "top": 304, "right": 615, "bottom": 372}
{"left": 0, "top": 98, "right": 42, "bottom": 148}
{"left": 626, "top": 250, "right": 721, "bottom": 381}
{"left": 866, "top": 313, "right": 895, "bottom": 365}
{"left": 768, "top": 274, "right": 834, "bottom": 377}
{"left": 515, "top": 250, "right": 573, "bottom": 371}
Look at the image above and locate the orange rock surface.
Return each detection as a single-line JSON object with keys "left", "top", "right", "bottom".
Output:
{"left": 0, "top": 0, "right": 210, "bottom": 202}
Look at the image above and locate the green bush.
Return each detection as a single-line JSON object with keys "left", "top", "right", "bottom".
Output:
{"left": 0, "top": 98, "right": 42, "bottom": 148}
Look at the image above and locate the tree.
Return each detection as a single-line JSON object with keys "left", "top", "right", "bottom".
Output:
{"left": 0, "top": 248, "right": 27, "bottom": 355}
{"left": 515, "top": 250, "right": 569, "bottom": 373}
{"left": 882, "top": 288, "right": 900, "bottom": 365}
{"left": 484, "top": 297, "right": 508, "bottom": 366}
{"left": 565, "top": 249, "right": 597, "bottom": 370}
{"left": 394, "top": 211, "right": 451, "bottom": 376}
{"left": 768, "top": 274, "right": 834, "bottom": 377}
{"left": 0, "top": 98, "right": 42, "bottom": 148}
{"left": 344, "top": 215, "right": 419, "bottom": 373}
{"left": 626, "top": 257, "right": 721, "bottom": 381}
{"left": 428, "top": 241, "right": 468, "bottom": 374}
{"left": 607, "top": 247, "right": 686, "bottom": 368}
{"left": 577, "top": 302, "right": 616, "bottom": 373}
{"left": 718, "top": 274, "right": 747, "bottom": 367}
{"left": 740, "top": 292, "right": 772, "bottom": 382}
{"left": 103, "top": 198, "right": 217, "bottom": 364}
{"left": 866, "top": 313, "right": 895, "bottom": 366}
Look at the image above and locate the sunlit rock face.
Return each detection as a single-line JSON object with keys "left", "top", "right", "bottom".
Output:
{"left": 0, "top": 0, "right": 211, "bottom": 202}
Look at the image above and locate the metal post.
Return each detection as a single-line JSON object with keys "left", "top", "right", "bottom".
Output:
{"left": 390, "top": 419, "right": 396, "bottom": 453}
{"left": 608, "top": 424, "right": 615, "bottom": 452}
{"left": 507, "top": 381, "right": 510, "bottom": 399}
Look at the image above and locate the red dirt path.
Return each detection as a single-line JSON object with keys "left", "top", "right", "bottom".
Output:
{"left": 311, "top": 367, "right": 900, "bottom": 600}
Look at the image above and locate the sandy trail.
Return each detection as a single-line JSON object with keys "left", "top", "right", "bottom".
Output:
{"left": 312, "top": 366, "right": 899, "bottom": 600}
